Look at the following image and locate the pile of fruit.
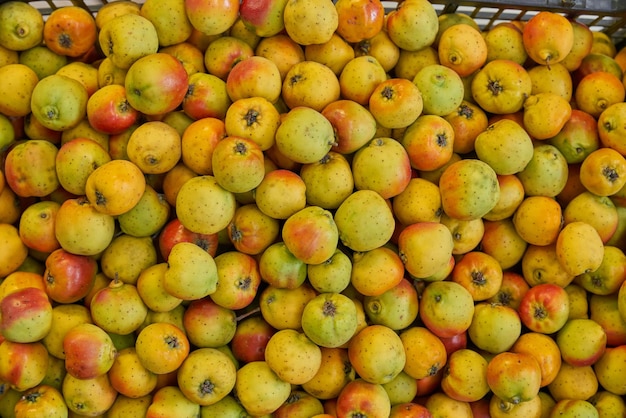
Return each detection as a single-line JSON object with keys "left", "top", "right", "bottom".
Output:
{"left": 1, "top": 0, "right": 626, "bottom": 416}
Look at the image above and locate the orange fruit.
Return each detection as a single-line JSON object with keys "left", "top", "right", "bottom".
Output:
{"left": 161, "top": 163, "right": 197, "bottom": 207}
{"left": 301, "top": 347, "right": 355, "bottom": 400}
{"left": 444, "top": 100, "right": 489, "bottom": 155}
{"left": 579, "top": 147, "right": 626, "bottom": 197}
{"left": 401, "top": 114, "right": 454, "bottom": 172}
{"left": 598, "top": 102, "right": 626, "bottom": 155}
{"left": 399, "top": 326, "right": 447, "bottom": 380}
{"left": 480, "top": 218, "right": 528, "bottom": 271}
{"left": 487, "top": 270, "right": 529, "bottom": 310}
{"left": 438, "top": 23, "right": 487, "bottom": 77}
{"left": 334, "top": 0, "right": 385, "bottom": 43}
{"left": 348, "top": 325, "right": 406, "bottom": 384}
{"left": 511, "top": 332, "right": 562, "bottom": 387}
{"left": 451, "top": 251, "right": 503, "bottom": 301}
{"left": 512, "top": 195, "right": 563, "bottom": 246}
{"left": 134, "top": 322, "right": 190, "bottom": 375}
{"left": 522, "top": 11, "right": 574, "bottom": 66}
{"left": 181, "top": 117, "right": 226, "bottom": 175}
{"left": 350, "top": 246, "right": 405, "bottom": 297}
{"left": 43, "top": 6, "right": 97, "bottom": 58}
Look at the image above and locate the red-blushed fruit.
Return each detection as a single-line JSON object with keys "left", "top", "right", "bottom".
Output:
{"left": 439, "top": 331, "right": 468, "bottom": 357}
{"left": 403, "top": 114, "right": 455, "bottom": 171}
{"left": 451, "top": 251, "right": 504, "bottom": 302}
{"left": 182, "top": 297, "right": 237, "bottom": 348}
{"left": 86, "top": 84, "right": 138, "bottom": 135}
{"left": 0, "top": 287, "right": 52, "bottom": 343}
{"left": 18, "top": 200, "right": 61, "bottom": 254}
{"left": 258, "top": 241, "right": 308, "bottom": 290}
{"left": 419, "top": 280, "right": 475, "bottom": 338}
{"left": 322, "top": 99, "right": 378, "bottom": 155}
{"left": 511, "top": 331, "right": 562, "bottom": 387}
{"left": 522, "top": 11, "right": 574, "bottom": 66}
{"left": 157, "top": 217, "right": 219, "bottom": 261}
{"left": 351, "top": 136, "right": 413, "bottom": 199}
{"left": 590, "top": 293, "right": 626, "bottom": 347}
{"left": 43, "top": 248, "right": 97, "bottom": 304}
{"left": 548, "top": 108, "right": 600, "bottom": 164}
{"left": 487, "top": 351, "right": 542, "bottom": 405}
{"left": 0, "top": 340, "right": 49, "bottom": 392}
{"left": 487, "top": 270, "right": 530, "bottom": 310}
{"left": 368, "top": 77, "right": 423, "bottom": 130}
{"left": 0, "top": 271, "right": 46, "bottom": 302}
{"left": 43, "top": 6, "right": 97, "bottom": 58}
{"left": 335, "top": 378, "right": 392, "bottom": 418}
{"left": 182, "top": 71, "right": 231, "bottom": 120}
{"left": 557, "top": 318, "right": 607, "bottom": 367}
{"left": 517, "top": 283, "right": 570, "bottom": 334}
{"left": 225, "top": 55, "right": 282, "bottom": 104}
{"left": 230, "top": 315, "right": 276, "bottom": 363}
{"left": 227, "top": 203, "right": 281, "bottom": 256}
{"left": 210, "top": 251, "right": 262, "bottom": 310}
{"left": 124, "top": 52, "right": 189, "bottom": 116}
{"left": 185, "top": 0, "right": 240, "bottom": 37}
{"left": 239, "top": 0, "right": 289, "bottom": 38}
{"left": 281, "top": 205, "right": 339, "bottom": 265}
{"left": 415, "top": 370, "right": 444, "bottom": 398}
{"left": 335, "top": 0, "right": 385, "bottom": 44}
{"left": 63, "top": 323, "right": 116, "bottom": 380}
{"left": 390, "top": 402, "right": 433, "bottom": 418}
{"left": 4, "top": 139, "right": 60, "bottom": 198}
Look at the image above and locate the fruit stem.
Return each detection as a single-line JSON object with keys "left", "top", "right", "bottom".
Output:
{"left": 235, "top": 306, "right": 261, "bottom": 322}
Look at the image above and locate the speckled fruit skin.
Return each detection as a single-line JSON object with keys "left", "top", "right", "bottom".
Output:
{"left": 439, "top": 159, "right": 501, "bottom": 221}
